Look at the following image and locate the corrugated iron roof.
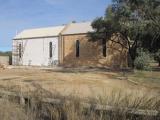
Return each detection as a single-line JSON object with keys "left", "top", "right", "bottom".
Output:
{"left": 61, "top": 22, "right": 94, "bottom": 35}
{"left": 14, "top": 25, "right": 65, "bottom": 39}
{"left": 13, "top": 21, "right": 94, "bottom": 40}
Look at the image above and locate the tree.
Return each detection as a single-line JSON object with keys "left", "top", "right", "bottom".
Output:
{"left": 154, "top": 49, "right": 160, "bottom": 67}
{"left": 135, "top": 0, "right": 160, "bottom": 53}
{"left": 134, "top": 49, "right": 151, "bottom": 70}
{"left": 88, "top": 0, "right": 160, "bottom": 67}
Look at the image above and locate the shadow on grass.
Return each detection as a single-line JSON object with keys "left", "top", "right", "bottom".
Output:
{"left": 44, "top": 66, "right": 133, "bottom": 74}
{"left": 152, "top": 66, "right": 160, "bottom": 72}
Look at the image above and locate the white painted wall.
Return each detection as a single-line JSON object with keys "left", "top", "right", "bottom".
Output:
{"left": 12, "top": 37, "right": 59, "bottom": 66}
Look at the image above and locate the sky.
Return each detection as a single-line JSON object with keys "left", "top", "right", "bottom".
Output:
{"left": 0, "top": 0, "right": 111, "bottom": 51}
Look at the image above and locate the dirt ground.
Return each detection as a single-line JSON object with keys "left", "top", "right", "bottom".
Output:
{"left": 0, "top": 67, "right": 159, "bottom": 98}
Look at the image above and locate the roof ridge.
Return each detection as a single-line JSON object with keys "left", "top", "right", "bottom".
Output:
{"left": 60, "top": 23, "right": 72, "bottom": 35}
{"left": 70, "top": 21, "right": 92, "bottom": 24}
{"left": 22, "top": 25, "right": 65, "bottom": 31}
{"left": 61, "top": 21, "right": 93, "bottom": 35}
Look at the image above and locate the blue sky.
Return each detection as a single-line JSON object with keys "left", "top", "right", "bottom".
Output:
{"left": 0, "top": 0, "right": 111, "bottom": 51}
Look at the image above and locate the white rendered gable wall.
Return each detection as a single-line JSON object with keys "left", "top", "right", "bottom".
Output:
{"left": 13, "top": 37, "right": 59, "bottom": 66}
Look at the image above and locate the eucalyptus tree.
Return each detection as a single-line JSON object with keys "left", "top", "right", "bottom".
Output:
{"left": 88, "top": 0, "right": 160, "bottom": 67}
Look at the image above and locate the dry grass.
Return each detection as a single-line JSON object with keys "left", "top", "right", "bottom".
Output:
{"left": 0, "top": 68, "right": 159, "bottom": 98}
{"left": 95, "top": 89, "right": 160, "bottom": 110}
{"left": 126, "top": 70, "right": 160, "bottom": 90}
{"left": 0, "top": 86, "right": 159, "bottom": 120}
{"left": 0, "top": 99, "right": 26, "bottom": 120}
{"left": 0, "top": 68, "right": 159, "bottom": 119}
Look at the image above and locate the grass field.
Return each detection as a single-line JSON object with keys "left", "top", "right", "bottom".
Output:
{"left": 127, "top": 70, "right": 160, "bottom": 88}
{"left": 0, "top": 67, "right": 159, "bottom": 98}
{"left": 0, "top": 67, "right": 159, "bottom": 120}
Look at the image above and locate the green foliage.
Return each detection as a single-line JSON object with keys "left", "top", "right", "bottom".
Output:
{"left": 0, "top": 51, "right": 11, "bottom": 56}
{"left": 154, "top": 49, "right": 160, "bottom": 66}
{"left": 88, "top": 0, "right": 160, "bottom": 68}
{"left": 134, "top": 49, "right": 151, "bottom": 70}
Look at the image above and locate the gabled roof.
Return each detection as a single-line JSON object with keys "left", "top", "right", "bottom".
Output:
{"left": 61, "top": 22, "right": 94, "bottom": 35}
{"left": 14, "top": 25, "right": 65, "bottom": 40}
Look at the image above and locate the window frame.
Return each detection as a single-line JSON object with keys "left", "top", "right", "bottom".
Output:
{"left": 19, "top": 43, "right": 22, "bottom": 58}
{"left": 76, "top": 40, "right": 80, "bottom": 57}
{"left": 102, "top": 39, "right": 107, "bottom": 57}
{"left": 49, "top": 42, "right": 53, "bottom": 58}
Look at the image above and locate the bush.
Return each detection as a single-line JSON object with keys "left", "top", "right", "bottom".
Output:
{"left": 134, "top": 49, "right": 151, "bottom": 70}
{"left": 154, "top": 49, "right": 160, "bottom": 67}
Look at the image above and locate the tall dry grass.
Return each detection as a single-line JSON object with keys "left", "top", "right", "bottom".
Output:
{"left": 0, "top": 99, "right": 26, "bottom": 120}
{"left": 0, "top": 86, "right": 159, "bottom": 120}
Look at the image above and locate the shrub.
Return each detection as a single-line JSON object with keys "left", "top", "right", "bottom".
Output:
{"left": 154, "top": 49, "right": 160, "bottom": 67}
{"left": 134, "top": 49, "right": 151, "bottom": 70}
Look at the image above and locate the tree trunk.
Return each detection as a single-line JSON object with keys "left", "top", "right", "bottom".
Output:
{"left": 128, "top": 47, "right": 137, "bottom": 68}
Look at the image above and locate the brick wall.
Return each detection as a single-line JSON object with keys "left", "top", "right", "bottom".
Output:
{"left": 60, "top": 34, "right": 128, "bottom": 68}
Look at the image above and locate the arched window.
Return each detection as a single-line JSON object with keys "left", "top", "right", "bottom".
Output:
{"left": 49, "top": 42, "right": 52, "bottom": 58}
{"left": 19, "top": 43, "right": 22, "bottom": 58}
{"left": 76, "top": 40, "right": 80, "bottom": 57}
{"left": 102, "top": 39, "right": 107, "bottom": 57}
